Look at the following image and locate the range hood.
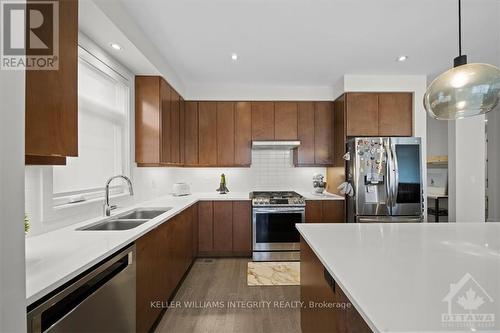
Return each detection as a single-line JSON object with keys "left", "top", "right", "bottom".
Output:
{"left": 251, "top": 140, "right": 301, "bottom": 150}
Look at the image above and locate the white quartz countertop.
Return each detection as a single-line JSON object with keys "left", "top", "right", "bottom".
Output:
{"left": 26, "top": 192, "right": 250, "bottom": 305}
{"left": 26, "top": 190, "right": 342, "bottom": 305}
{"left": 297, "top": 223, "right": 500, "bottom": 333}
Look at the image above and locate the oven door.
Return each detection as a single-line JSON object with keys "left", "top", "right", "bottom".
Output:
{"left": 252, "top": 207, "right": 305, "bottom": 251}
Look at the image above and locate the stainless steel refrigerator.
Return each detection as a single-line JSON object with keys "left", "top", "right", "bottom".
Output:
{"left": 346, "top": 137, "right": 424, "bottom": 223}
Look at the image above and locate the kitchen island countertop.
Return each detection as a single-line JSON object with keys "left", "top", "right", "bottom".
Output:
{"left": 297, "top": 222, "right": 500, "bottom": 333}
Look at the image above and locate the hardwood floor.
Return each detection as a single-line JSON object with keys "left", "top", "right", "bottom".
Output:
{"left": 155, "top": 258, "right": 301, "bottom": 333}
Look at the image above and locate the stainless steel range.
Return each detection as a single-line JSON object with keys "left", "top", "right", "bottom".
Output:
{"left": 251, "top": 191, "right": 305, "bottom": 261}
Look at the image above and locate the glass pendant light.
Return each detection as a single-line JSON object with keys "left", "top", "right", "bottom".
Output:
{"left": 423, "top": 0, "right": 500, "bottom": 120}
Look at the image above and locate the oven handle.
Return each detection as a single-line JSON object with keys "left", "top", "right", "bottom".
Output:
{"left": 253, "top": 207, "right": 305, "bottom": 214}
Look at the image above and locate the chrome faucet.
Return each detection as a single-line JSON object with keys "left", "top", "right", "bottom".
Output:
{"left": 103, "top": 175, "right": 134, "bottom": 216}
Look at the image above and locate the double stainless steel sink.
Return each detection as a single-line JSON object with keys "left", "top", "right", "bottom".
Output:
{"left": 78, "top": 208, "right": 171, "bottom": 231}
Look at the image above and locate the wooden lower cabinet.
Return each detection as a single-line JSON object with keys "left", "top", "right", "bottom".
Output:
{"left": 232, "top": 201, "right": 252, "bottom": 255}
{"left": 305, "top": 200, "right": 345, "bottom": 223}
{"left": 136, "top": 205, "right": 195, "bottom": 332}
{"left": 198, "top": 201, "right": 214, "bottom": 252}
{"left": 213, "top": 201, "right": 233, "bottom": 251}
{"left": 301, "top": 239, "right": 371, "bottom": 333}
{"left": 198, "top": 201, "right": 252, "bottom": 257}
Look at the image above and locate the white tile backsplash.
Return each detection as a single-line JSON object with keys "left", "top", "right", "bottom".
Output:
{"left": 25, "top": 149, "right": 326, "bottom": 235}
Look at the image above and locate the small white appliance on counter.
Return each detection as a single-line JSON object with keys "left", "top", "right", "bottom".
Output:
{"left": 172, "top": 182, "right": 191, "bottom": 196}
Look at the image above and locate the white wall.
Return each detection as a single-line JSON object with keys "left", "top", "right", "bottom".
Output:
{"left": 343, "top": 75, "right": 428, "bottom": 218}
{"left": 0, "top": 70, "right": 26, "bottom": 331}
{"left": 185, "top": 83, "right": 337, "bottom": 101}
{"left": 448, "top": 117, "right": 486, "bottom": 222}
{"left": 487, "top": 97, "right": 500, "bottom": 222}
{"left": 25, "top": 165, "right": 178, "bottom": 235}
{"left": 426, "top": 116, "right": 448, "bottom": 157}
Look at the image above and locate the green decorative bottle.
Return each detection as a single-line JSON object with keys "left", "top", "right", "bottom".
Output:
{"left": 216, "top": 173, "right": 229, "bottom": 194}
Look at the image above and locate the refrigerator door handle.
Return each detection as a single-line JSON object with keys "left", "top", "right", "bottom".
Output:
{"left": 391, "top": 142, "right": 399, "bottom": 206}
{"left": 384, "top": 141, "right": 392, "bottom": 207}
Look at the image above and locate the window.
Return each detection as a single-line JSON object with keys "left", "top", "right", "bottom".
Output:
{"left": 52, "top": 47, "right": 131, "bottom": 205}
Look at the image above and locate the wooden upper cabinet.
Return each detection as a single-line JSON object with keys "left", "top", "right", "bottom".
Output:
{"left": 346, "top": 93, "right": 379, "bottom": 136}
{"left": 251, "top": 102, "right": 275, "bottom": 140}
{"left": 274, "top": 102, "right": 298, "bottom": 140}
{"left": 295, "top": 102, "right": 315, "bottom": 165}
{"left": 333, "top": 95, "right": 346, "bottom": 167}
{"left": 234, "top": 102, "right": 252, "bottom": 166}
{"left": 160, "top": 78, "right": 172, "bottom": 164}
{"left": 25, "top": 0, "right": 78, "bottom": 159}
{"left": 179, "top": 97, "right": 185, "bottom": 164}
{"left": 314, "top": 102, "right": 334, "bottom": 165}
{"left": 136, "top": 76, "right": 161, "bottom": 165}
{"left": 184, "top": 102, "right": 199, "bottom": 165}
{"left": 170, "top": 89, "right": 181, "bottom": 164}
{"left": 198, "top": 102, "right": 217, "bottom": 166}
{"left": 216, "top": 102, "right": 235, "bottom": 166}
{"left": 378, "top": 93, "right": 413, "bottom": 136}
{"left": 136, "top": 76, "right": 185, "bottom": 166}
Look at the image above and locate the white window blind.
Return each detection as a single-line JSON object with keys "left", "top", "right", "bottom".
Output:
{"left": 53, "top": 54, "right": 129, "bottom": 201}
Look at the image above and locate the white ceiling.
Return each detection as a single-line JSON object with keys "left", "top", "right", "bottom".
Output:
{"left": 86, "top": 0, "right": 500, "bottom": 97}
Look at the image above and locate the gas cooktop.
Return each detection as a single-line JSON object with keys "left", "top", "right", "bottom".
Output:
{"left": 250, "top": 191, "right": 305, "bottom": 207}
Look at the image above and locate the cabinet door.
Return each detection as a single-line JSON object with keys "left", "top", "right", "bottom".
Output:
{"left": 198, "top": 201, "right": 213, "bottom": 252}
{"left": 136, "top": 229, "right": 163, "bottom": 332}
{"left": 213, "top": 201, "right": 233, "bottom": 252}
{"left": 179, "top": 97, "right": 185, "bottom": 164}
{"left": 295, "top": 102, "right": 315, "bottom": 165}
{"left": 191, "top": 204, "right": 199, "bottom": 258}
{"left": 234, "top": 102, "right": 252, "bottom": 166}
{"left": 170, "top": 89, "right": 181, "bottom": 164}
{"left": 305, "top": 201, "right": 322, "bottom": 223}
{"left": 274, "top": 102, "right": 298, "bottom": 140}
{"left": 251, "top": 102, "right": 275, "bottom": 140}
{"left": 162, "top": 218, "right": 180, "bottom": 298}
{"left": 314, "top": 102, "right": 334, "bottom": 165}
{"left": 232, "top": 201, "right": 252, "bottom": 254}
{"left": 333, "top": 95, "right": 346, "bottom": 167}
{"left": 300, "top": 239, "right": 338, "bottom": 333}
{"left": 216, "top": 102, "right": 235, "bottom": 166}
{"left": 322, "top": 201, "right": 345, "bottom": 223}
{"left": 25, "top": 0, "right": 78, "bottom": 158}
{"left": 198, "top": 102, "right": 217, "bottom": 166}
{"left": 346, "top": 93, "right": 379, "bottom": 136}
{"left": 378, "top": 93, "right": 413, "bottom": 136}
{"left": 184, "top": 102, "right": 199, "bottom": 165}
{"left": 135, "top": 77, "right": 161, "bottom": 164}
{"left": 160, "top": 79, "right": 172, "bottom": 164}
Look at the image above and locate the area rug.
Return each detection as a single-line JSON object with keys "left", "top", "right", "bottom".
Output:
{"left": 247, "top": 261, "right": 300, "bottom": 286}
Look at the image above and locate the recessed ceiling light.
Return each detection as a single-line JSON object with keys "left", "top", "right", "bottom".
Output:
{"left": 396, "top": 55, "right": 408, "bottom": 62}
{"left": 231, "top": 53, "right": 238, "bottom": 61}
{"left": 110, "top": 43, "right": 123, "bottom": 51}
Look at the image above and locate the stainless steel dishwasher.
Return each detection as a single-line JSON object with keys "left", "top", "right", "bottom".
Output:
{"left": 27, "top": 244, "right": 136, "bottom": 333}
